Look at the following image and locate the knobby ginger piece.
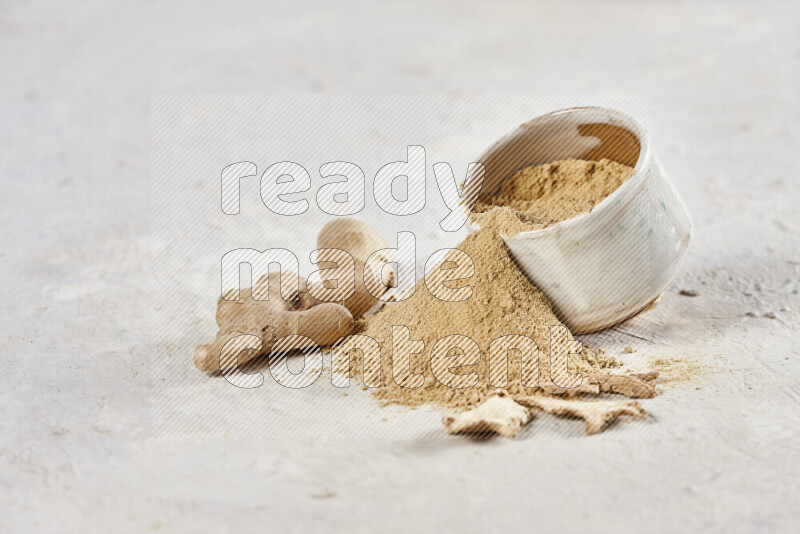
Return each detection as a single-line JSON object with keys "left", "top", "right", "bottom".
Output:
{"left": 516, "top": 396, "right": 647, "bottom": 435}
{"left": 315, "top": 218, "right": 394, "bottom": 319}
{"left": 194, "top": 273, "right": 354, "bottom": 372}
{"left": 588, "top": 373, "right": 657, "bottom": 399}
{"left": 443, "top": 391, "right": 531, "bottom": 438}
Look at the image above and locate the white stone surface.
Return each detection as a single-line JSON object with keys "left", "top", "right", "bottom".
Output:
{"left": 1, "top": 1, "right": 798, "bottom": 532}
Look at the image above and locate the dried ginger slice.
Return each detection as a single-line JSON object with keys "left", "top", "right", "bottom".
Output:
{"left": 538, "top": 370, "right": 659, "bottom": 398}
{"left": 588, "top": 373, "right": 657, "bottom": 399}
{"left": 516, "top": 395, "right": 647, "bottom": 435}
{"left": 631, "top": 371, "right": 659, "bottom": 382}
{"left": 443, "top": 391, "right": 531, "bottom": 438}
{"left": 538, "top": 382, "right": 601, "bottom": 397}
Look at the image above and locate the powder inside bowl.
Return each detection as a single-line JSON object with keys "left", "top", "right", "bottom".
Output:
{"left": 471, "top": 158, "right": 634, "bottom": 236}
{"left": 355, "top": 158, "right": 634, "bottom": 409}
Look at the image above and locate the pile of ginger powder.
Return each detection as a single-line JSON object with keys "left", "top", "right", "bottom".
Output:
{"left": 352, "top": 158, "right": 635, "bottom": 409}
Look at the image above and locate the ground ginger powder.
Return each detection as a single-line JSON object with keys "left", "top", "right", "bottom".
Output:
{"left": 354, "top": 159, "right": 634, "bottom": 409}
{"left": 471, "top": 158, "right": 634, "bottom": 235}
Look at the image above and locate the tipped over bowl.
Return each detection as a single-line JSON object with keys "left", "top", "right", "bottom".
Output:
{"left": 465, "top": 107, "right": 692, "bottom": 333}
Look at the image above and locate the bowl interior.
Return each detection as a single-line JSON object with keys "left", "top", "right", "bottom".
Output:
{"left": 468, "top": 107, "right": 645, "bottom": 202}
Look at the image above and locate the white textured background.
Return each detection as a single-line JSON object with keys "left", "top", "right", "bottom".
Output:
{"left": 1, "top": 1, "right": 798, "bottom": 532}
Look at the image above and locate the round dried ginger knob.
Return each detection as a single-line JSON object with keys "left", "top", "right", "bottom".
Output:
{"left": 315, "top": 218, "right": 393, "bottom": 318}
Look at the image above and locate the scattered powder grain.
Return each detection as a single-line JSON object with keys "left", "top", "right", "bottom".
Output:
{"left": 350, "top": 159, "right": 634, "bottom": 409}
{"left": 650, "top": 355, "right": 706, "bottom": 385}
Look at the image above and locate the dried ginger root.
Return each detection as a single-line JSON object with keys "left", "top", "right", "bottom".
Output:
{"left": 516, "top": 395, "right": 647, "bottom": 435}
{"left": 443, "top": 391, "right": 531, "bottom": 438}
{"left": 195, "top": 219, "right": 392, "bottom": 373}
{"left": 194, "top": 272, "right": 353, "bottom": 372}
{"left": 314, "top": 218, "right": 394, "bottom": 318}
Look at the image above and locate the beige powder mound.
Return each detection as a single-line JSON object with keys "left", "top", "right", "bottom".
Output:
{"left": 350, "top": 159, "right": 635, "bottom": 409}
{"left": 357, "top": 226, "right": 620, "bottom": 409}
{"left": 472, "top": 158, "right": 635, "bottom": 236}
